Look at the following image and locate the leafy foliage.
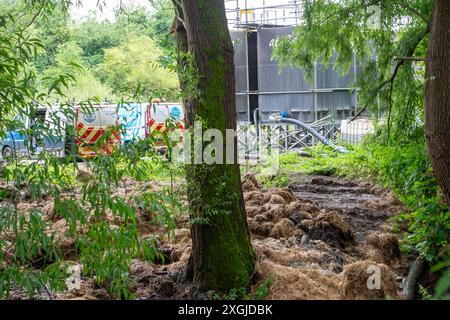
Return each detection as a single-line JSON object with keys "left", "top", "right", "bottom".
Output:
{"left": 0, "top": 1, "right": 183, "bottom": 299}
{"left": 73, "top": 15, "right": 122, "bottom": 67}
{"left": 213, "top": 278, "right": 273, "bottom": 300}
{"left": 98, "top": 36, "right": 179, "bottom": 101}
{"left": 41, "top": 41, "right": 115, "bottom": 100}
{"left": 0, "top": 139, "right": 183, "bottom": 298}
{"left": 272, "top": 0, "right": 449, "bottom": 299}
{"left": 0, "top": 0, "right": 178, "bottom": 102}
{"left": 273, "top": 0, "right": 432, "bottom": 140}
{"left": 147, "top": 0, "right": 176, "bottom": 64}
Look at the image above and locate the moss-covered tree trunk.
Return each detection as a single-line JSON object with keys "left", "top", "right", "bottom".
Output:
{"left": 425, "top": 0, "right": 450, "bottom": 206}
{"left": 173, "top": 0, "right": 255, "bottom": 292}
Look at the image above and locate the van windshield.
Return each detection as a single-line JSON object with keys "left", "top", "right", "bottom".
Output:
{"left": 151, "top": 104, "right": 184, "bottom": 123}
{"left": 30, "top": 109, "right": 47, "bottom": 128}
{"left": 98, "top": 107, "right": 118, "bottom": 126}
{"left": 12, "top": 113, "right": 27, "bottom": 130}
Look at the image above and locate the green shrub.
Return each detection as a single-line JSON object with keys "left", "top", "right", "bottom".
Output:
{"left": 273, "top": 137, "right": 449, "bottom": 268}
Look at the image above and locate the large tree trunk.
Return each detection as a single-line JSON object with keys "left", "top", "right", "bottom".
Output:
{"left": 173, "top": 0, "right": 255, "bottom": 291}
{"left": 425, "top": 0, "right": 450, "bottom": 206}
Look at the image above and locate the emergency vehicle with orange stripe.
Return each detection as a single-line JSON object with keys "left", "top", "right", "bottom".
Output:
{"left": 145, "top": 101, "right": 185, "bottom": 149}
{"left": 74, "top": 104, "right": 121, "bottom": 158}
{"left": 74, "top": 102, "right": 184, "bottom": 157}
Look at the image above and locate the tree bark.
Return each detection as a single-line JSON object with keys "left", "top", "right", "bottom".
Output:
{"left": 172, "top": 4, "right": 194, "bottom": 283}
{"left": 425, "top": 0, "right": 450, "bottom": 206}
{"left": 173, "top": 0, "right": 255, "bottom": 291}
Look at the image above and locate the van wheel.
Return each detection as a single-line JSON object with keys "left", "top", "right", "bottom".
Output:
{"left": 2, "top": 146, "right": 13, "bottom": 162}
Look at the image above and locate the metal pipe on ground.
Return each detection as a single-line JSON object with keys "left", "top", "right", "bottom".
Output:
{"left": 253, "top": 107, "right": 260, "bottom": 139}
{"left": 260, "top": 115, "right": 348, "bottom": 153}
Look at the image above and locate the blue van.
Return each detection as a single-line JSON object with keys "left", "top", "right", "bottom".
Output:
{"left": 117, "top": 103, "right": 147, "bottom": 144}
{"left": 0, "top": 106, "right": 67, "bottom": 160}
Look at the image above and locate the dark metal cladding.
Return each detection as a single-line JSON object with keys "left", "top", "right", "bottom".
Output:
{"left": 231, "top": 26, "right": 358, "bottom": 124}
{"left": 316, "top": 91, "right": 353, "bottom": 121}
{"left": 258, "top": 27, "right": 311, "bottom": 91}
{"left": 230, "top": 30, "right": 250, "bottom": 122}
{"left": 256, "top": 27, "right": 358, "bottom": 123}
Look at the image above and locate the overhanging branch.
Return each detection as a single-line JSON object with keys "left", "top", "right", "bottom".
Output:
{"left": 397, "top": 2, "right": 431, "bottom": 24}
{"left": 350, "top": 25, "right": 430, "bottom": 122}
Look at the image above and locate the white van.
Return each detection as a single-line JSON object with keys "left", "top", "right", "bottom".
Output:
{"left": 145, "top": 102, "right": 184, "bottom": 143}
{"left": 74, "top": 104, "right": 121, "bottom": 158}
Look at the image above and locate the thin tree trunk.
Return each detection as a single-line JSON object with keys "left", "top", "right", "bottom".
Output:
{"left": 173, "top": 0, "right": 255, "bottom": 291}
{"left": 425, "top": 0, "right": 450, "bottom": 206}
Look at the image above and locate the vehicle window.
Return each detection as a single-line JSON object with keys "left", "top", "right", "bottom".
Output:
{"left": 12, "top": 113, "right": 27, "bottom": 130}
{"left": 150, "top": 104, "right": 184, "bottom": 124}
{"left": 33, "top": 109, "right": 46, "bottom": 124}
{"left": 30, "top": 109, "right": 47, "bottom": 129}
{"left": 151, "top": 104, "right": 172, "bottom": 123}
{"left": 99, "top": 106, "right": 118, "bottom": 127}
{"left": 36, "top": 109, "right": 46, "bottom": 123}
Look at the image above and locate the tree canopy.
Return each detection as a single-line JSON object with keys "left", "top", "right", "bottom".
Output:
{"left": 0, "top": 0, "right": 177, "bottom": 103}
{"left": 274, "top": 0, "right": 432, "bottom": 141}
{"left": 98, "top": 36, "right": 178, "bottom": 101}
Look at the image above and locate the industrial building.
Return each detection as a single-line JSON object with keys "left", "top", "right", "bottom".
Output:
{"left": 225, "top": 0, "right": 360, "bottom": 125}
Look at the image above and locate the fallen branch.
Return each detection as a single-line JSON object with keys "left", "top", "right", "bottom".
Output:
{"left": 394, "top": 56, "right": 425, "bottom": 62}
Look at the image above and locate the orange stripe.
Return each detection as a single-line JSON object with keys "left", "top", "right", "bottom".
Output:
{"left": 89, "top": 129, "right": 102, "bottom": 143}
{"left": 76, "top": 126, "right": 88, "bottom": 143}
{"left": 85, "top": 129, "right": 97, "bottom": 143}
{"left": 81, "top": 127, "right": 94, "bottom": 140}
{"left": 111, "top": 129, "right": 120, "bottom": 142}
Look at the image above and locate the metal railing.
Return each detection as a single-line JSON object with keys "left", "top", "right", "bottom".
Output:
{"left": 225, "top": 0, "right": 303, "bottom": 29}
{"left": 236, "top": 122, "right": 342, "bottom": 158}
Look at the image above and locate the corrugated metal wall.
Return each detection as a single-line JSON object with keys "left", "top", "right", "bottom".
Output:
{"left": 230, "top": 31, "right": 250, "bottom": 122}
{"left": 232, "top": 26, "right": 359, "bottom": 124}
{"left": 257, "top": 26, "right": 357, "bottom": 123}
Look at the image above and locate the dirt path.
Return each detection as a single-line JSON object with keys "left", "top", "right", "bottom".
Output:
{"left": 290, "top": 175, "right": 402, "bottom": 246}
{"left": 133, "top": 173, "right": 410, "bottom": 300}
{"left": 242, "top": 174, "right": 409, "bottom": 299}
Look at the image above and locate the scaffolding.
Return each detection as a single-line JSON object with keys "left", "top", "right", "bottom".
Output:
{"left": 225, "top": 0, "right": 303, "bottom": 29}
